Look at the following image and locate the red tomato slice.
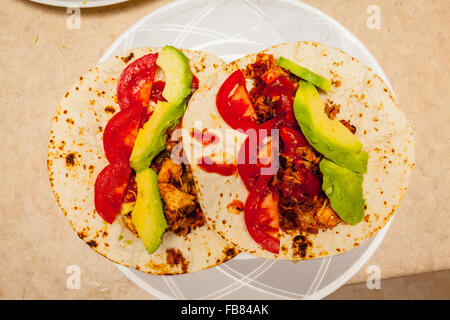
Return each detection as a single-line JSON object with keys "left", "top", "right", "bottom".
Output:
{"left": 262, "top": 76, "right": 297, "bottom": 127}
{"left": 279, "top": 125, "right": 308, "bottom": 161}
{"left": 117, "top": 53, "right": 158, "bottom": 110}
{"left": 216, "top": 70, "right": 258, "bottom": 131}
{"left": 103, "top": 106, "right": 143, "bottom": 163}
{"left": 149, "top": 80, "right": 166, "bottom": 104}
{"left": 263, "top": 76, "right": 295, "bottom": 98}
{"left": 296, "top": 164, "right": 322, "bottom": 198}
{"left": 279, "top": 164, "right": 322, "bottom": 199}
{"left": 190, "top": 75, "right": 199, "bottom": 97}
{"left": 244, "top": 175, "right": 280, "bottom": 254}
{"left": 94, "top": 161, "right": 132, "bottom": 224}
{"left": 278, "top": 125, "right": 321, "bottom": 198}
{"left": 237, "top": 135, "right": 260, "bottom": 190}
{"left": 237, "top": 119, "right": 278, "bottom": 190}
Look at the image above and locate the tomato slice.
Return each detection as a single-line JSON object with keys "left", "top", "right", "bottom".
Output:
{"left": 279, "top": 125, "right": 308, "bottom": 161}
{"left": 149, "top": 80, "right": 166, "bottom": 104}
{"left": 94, "top": 161, "right": 132, "bottom": 224}
{"left": 279, "top": 164, "right": 322, "bottom": 199}
{"left": 117, "top": 53, "right": 158, "bottom": 110}
{"left": 216, "top": 70, "right": 258, "bottom": 131}
{"left": 263, "top": 76, "right": 295, "bottom": 98}
{"left": 261, "top": 75, "right": 297, "bottom": 127}
{"left": 103, "top": 106, "right": 143, "bottom": 163}
{"left": 296, "top": 164, "right": 322, "bottom": 198}
{"left": 190, "top": 75, "right": 199, "bottom": 97}
{"left": 244, "top": 175, "right": 280, "bottom": 254}
{"left": 237, "top": 119, "right": 278, "bottom": 190}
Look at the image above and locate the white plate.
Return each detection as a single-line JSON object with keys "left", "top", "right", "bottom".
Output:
{"left": 30, "top": 0, "right": 127, "bottom": 8}
{"left": 100, "top": 0, "right": 395, "bottom": 300}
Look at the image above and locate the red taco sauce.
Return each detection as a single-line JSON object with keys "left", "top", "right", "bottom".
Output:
{"left": 190, "top": 128, "right": 219, "bottom": 146}
{"left": 197, "top": 155, "right": 237, "bottom": 176}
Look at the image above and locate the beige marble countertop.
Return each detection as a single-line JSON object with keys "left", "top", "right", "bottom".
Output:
{"left": 0, "top": 0, "right": 448, "bottom": 299}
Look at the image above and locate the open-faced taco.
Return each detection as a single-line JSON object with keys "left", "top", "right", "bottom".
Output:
{"left": 182, "top": 41, "right": 415, "bottom": 260}
{"left": 48, "top": 47, "right": 238, "bottom": 275}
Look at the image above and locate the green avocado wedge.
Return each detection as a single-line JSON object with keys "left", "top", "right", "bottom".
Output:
{"left": 320, "top": 159, "right": 365, "bottom": 225}
{"left": 277, "top": 57, "right": 331, "bottom": 92}
{"left": 157, "top": 45, "right": 193, "bottom": 102}
{"left": 130, "top": 46, "right": 193, "bottom": 172}
{"left": 130, "top": 99, "right": 186, "bottom": 172}
{"left": 293, "top": 80, "right": 368, "bottom": 173}
{"left": 131, "top": 168, "right": 168, "bottom": 254}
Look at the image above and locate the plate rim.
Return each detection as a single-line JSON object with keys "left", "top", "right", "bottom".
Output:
{"left": 29, "top": 0, "right": 128, "bottom": 8}
{"left": 98, "top": 0, "right": 396, "bottom": 300}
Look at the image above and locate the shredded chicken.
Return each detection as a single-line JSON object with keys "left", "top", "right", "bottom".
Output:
{"left": 158, "top": 159, "right": 182, "bottom": 183}
{"left": 158, "top": 183, "right": 196, "bottom": 212}
{"left": 315, "top": 199, "right": 340, "bottom": 228}
{"left": 244, "top": 52, "right": 289, "bottom": 79}
{"left": 294, "top": 206, "right": 318, "bottom": 233}
{"left": 244, "top": 53, "right": 292, "bottom": 123}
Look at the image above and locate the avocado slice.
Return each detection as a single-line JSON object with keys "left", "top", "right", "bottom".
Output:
{"left": 130, "top": 100, "right": 187, "bottom": 172}
{"left": 278, "top": 57, "right": 331, "bottom": 92}
{"left": 320, "top": 159, "right": 365, "bottom": 225}
{"left": 130, "top": 46, "right": 193, "bottom": 172}
{"left": 293, "top": 80, "right": 368, "bottom": 173}
{"left": 131, "top": 168, "right": 168, "bottom": 254}
{"left": 157, "top": 45, "right": 193, "bottom": 102}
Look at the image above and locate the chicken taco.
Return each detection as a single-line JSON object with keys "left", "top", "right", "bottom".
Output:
{"left": 182, "top": 41, "right": 415, "bottom": 260}
{"left": 48, "top": 46, "right": 238, "bottom": 275}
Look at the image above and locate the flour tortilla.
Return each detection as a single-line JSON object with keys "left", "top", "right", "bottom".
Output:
{"left": 48, "top": 48, "right": 238, "bottom": 275}
{"left": 182, "top": 41, "right": 415, "bottom": 260}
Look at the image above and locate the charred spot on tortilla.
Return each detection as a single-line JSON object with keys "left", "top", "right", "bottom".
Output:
{"left": 87, "top": 240, "right": 98, "bottom": 248}
{"left": 65, "top": 153, "right": 76, "bottom": 166}
{"left": 292, "top": 235, "right": 312, "bottom": 259}
{"left": 166, "top": 248, "right": 189, "bottom": 273}
{"left": 121, "top": 52, "right": 135, "bottom": 64}
{"left": 104, "top": 106, "right": 115, "bottom": 114}
{"left": 223, "top": 247, "right": 237, "bottom": 258}
{"left": 58, "top": 141, "right": 66, "bottom": 151}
